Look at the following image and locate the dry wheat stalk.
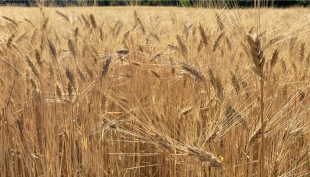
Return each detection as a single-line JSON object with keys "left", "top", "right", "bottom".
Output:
{"left": 272, "top": 159, "right": 280, "bottom": 176}
{"left": 248, "top": 121, "right": 267, "bottom": 148}
{"left": 208, "top": 68, "right": 216, "bottom": 89}
{"left": 203, "top": 127, "right": 219, "bottom": 145}
{"left": 91, "top": 46, "right": 98, "bottom": 64}
{"left": 247, "top": 33, "right": 265, "bottom": 77}
{"left": 151, "top": 70, "right": 160, "bottom": 79}
{"left": 55, "top": 82, "right": 62, "bottom": 99}
{"left": 101, "top": 56, "right": 111, "bottom": 83}
{"left": 265, "top": 35, "right": 284, "bottom": 48}
{"left": 198, "top": 22, "right": 208, "bottom": 48}
{"left": 6, "top": 31, "right": 17, "bottom": 48}
{"left": 67, "top": 81, "right": 72, "bottom": 97}
{"left": 113, "top": 20, "right": 123, "bottom": 37}
{"left": 122, "top": 30, "right": 130, "bottom": 49}
{"left": 186, "top": 146, "right": 226, "bottom": 170}
{"left": 170, "top": 58, "right": 175, "bottom": 74}
{"left": 270, "top": 49, "right": 279, "bottom": 70}
{"left": 136, "top": 17, "right": 145, "bottom": 33}
{"left": 47, "top": 38, "right": 57, "bottom": 60}
{"left": 149, "top": 32, "right": 160, "bottom": 42}
{"left": 289, "top": 37, "right": 297, "bottom": 54}
{"left": 48, "top": 62, "right": 54, "bottom": 78}
{"left": 68, "top": 39, "right": 76, "bottom": 59}
{"left": 89, "top": 14, "right": 97, "bottom": 29}
{"left": 230, "top": 71, "right": 240, "bottom": 94}
{"left": 25, "top": 56, "right": 40, "bottom": 80}
{"left": 34, "top": 49, "right": 42, "bottom": 68}
{"left": 302, "top": 52, "right": 310, "bottom": 79}
{"left": 168, "top": 44, "right": 179, "bottom": 51}
{"left": 76, "top": 66, "right": 86, "bottom": 82}
{"left": 74, "top": 27, "right": 79, "bottom": 38}
{"left": 225, "top": 37, "right": 231, "bottom": 50}
{"left": 212, "top": 31, "right": 224, "bottom": 52}
{"left": 15, "top": 32, "right": 27, "bottom": 43}
{"left": 240, "top": 42, "right": 250, "bottom": 58}
{"left": 150, "top": 52, "right": 161, "bottom": 62}
{"left": 299, "top": 42, "right": 305, "bottom": 63}
{"left": 247, "top": 32, "right": 266, "bottom": 177}
{"left": 56, "top": 10, "right": 70, "bottom": 23}
{"left": 197, "top": 40, "right": 203, "bottom": 53}
{"left": 30, "top": 78, "right": 37, "bottom": 89}
{"left": 2, "top": 16, "right": 18, "bottom": 27}
{"left": 31, "top": 29, "right": 37, "bottom": 44}
{"left": 23, "top": 18, "right": 34, "bottom": 27}
{"left": 215, "top": 76, "right": 224, "bottom": 101}
{"left": 123, "top": 30, "right": 130, "bottom": 41}
{"left": 176, "top": 35, "right": 188, "bottom": 59}
{"left": 84, "top": 63, "right": 93, "bottom": 79}
{"left": 291, "top": 62, "right": 297, "bottom": 76}
{"left": 215, "top": 12, "right": 224, "bottom": 31}
{"left": 281, "top": 59, "right": 287, "bottom": 75}
{"left": 65, "top": 67, "right": 76, "bottom": 89}
{"left": 180, "top": 62, "right": 206, "bottom": 84}
{"left": 81, "top": 14, "right": 90, "bottom": 27}
{"left": 41, "top": 18, "right": 49, "bottom": 31}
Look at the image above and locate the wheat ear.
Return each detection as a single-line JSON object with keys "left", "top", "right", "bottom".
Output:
{"left": 247, "top": 32, "right": 265, "bottom": 177}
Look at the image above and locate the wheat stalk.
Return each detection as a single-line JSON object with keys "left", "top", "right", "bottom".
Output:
{"left": 212, "top": 31, "right": 224, "bottom": 52}
{"left": 198, "top": 22, "right": 208, "bottom": 48}
{"left": 81, "top": 14, "right": 90, "bottom": 27}
{"left": 25, "top": 56, "right": 40, "bottom": 80}
{"left": 230, "top": 71, "right": 240, "bottom": 94}
{"left": 2, "top": 16, "right": 18, "bottom": 27}
{"left": 56, "top": 10, "right": 70, "bottom": 23}
{"left": 41, "top": 18, "right": 49, "bottom": 31}
{"left": 76, "top": 66, "right": 86, "bottom": 82}
{"left": 6, "top": 31, "right": 17, "bottom": 48}
{"left": 89, "top": 14, "right": 97, "bottom": 29}
{"left": 180, "top": 62, "right": 206, "bottom": 85}
{"left": 270, "top": 49, "right": 279, "bottom": 70}
{"left": 68, "top": 39, "right": 76, "bottom": 59}
{"left": 299, "top": 42, "right": 305, "bottom": 63}
{"left": 101, "top": 56, "right": 111, "bottom": 84}
{"left": 176, "top": 35, "right": 188, "bottom": 60}
{"left": 246, "top": 32, "right": 266, "bottom": 177}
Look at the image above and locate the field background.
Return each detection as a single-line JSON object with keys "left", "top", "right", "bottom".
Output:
{"left": 1, "top": 6, "right": 310, "bottom": 177}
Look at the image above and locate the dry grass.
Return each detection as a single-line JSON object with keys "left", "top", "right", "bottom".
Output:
{"left": 1, "top": 5, "right": 310, "bottom": 177}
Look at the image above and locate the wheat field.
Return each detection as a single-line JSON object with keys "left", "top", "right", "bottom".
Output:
{"left": 0, "top": 5, "right": 310, "bottom": 177}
